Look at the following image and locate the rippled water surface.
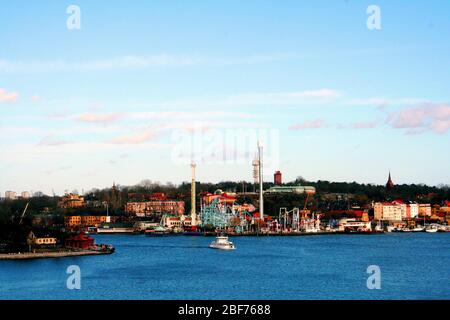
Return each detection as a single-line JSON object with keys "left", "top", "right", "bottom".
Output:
{"left": 1, "top": 233, "right": 449, "bottom": 299}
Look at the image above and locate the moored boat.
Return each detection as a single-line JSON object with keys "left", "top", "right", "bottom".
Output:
{"left": 145, "top": 226, "right": 170, "bottom": 236}
{"left": 425, "top": 225, "right": 438, "bottom": 233}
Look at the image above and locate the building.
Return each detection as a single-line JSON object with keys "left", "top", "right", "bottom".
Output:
{"left": 126, "top": 200, "right": 185, "bottom": 217}
{"left": 266, "top": 186, "right": 316, "bottom": 194}
{"left": 5, "top": 191, "right": 17, "bottom": 200}
{"left": 373, "top": 202, "right": 402, "bottom": 221}
{"left": 65, "top": 216, "right": 81, "bottom": 227}
{"left": 64, "top": 215, "right": 117, "bottom": 228}
{"left": 274, "top": 171, "right": 282, "bottom": 185}
{"left": 58, "top": 193, "right": 85, "bottom": 208}
{"left": 202, "top": 190, "right": 237, "bottom": 206}
{"left": 34, "top": 237, "right": 57, "bottom": 246}
{"left": 418, "top": 204, "right": 432, "bottom": 217}
{"left": 405, "top": 202, "right": 419, "bottom": 219}
{"left": 374, "top": 200, "right": 420, "bottom": 221}
{"left": 161, "top": 216, "right": 192, "bottom": 229}
{"left": 65, "top": 234, "right": 95, "bottom": 249}
{"left": 21, "top": 191, "right": 30, "bottom": 199}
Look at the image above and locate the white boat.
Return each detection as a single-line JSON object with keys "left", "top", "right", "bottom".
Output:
{"left": 412, "top": 226, "right": 424, "bottom": 232}
{"left": 386, "top": 226, "right": 396, "bottom": 233}
{"left": 425, "top": 225, "right": 438, "bottom": 233}
{"left": 209, "top": 236, "right": 235, "bottom": 250}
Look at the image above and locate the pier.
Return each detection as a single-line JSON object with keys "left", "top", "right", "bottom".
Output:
{"left": 0, "top": 249, "right": 112, "bottom": 260}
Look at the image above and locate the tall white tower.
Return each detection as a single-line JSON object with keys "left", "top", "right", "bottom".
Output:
{"left": 190, "top": 162, "right": 197, "bottom": 226}
{"left": 258, "top": 142, "right": 264, "bottom": 221}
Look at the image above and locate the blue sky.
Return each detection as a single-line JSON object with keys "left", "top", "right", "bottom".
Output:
{"left": 1, "top": 0, "right": 449, "bottom": 195}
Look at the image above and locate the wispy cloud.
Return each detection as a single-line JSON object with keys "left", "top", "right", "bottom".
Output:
{"left": 338, "top": 121, "right": 379, "bottom": 129}
{"left": 289, "top": 119, "right": 326, "bottom": 130}
{"left": 387, "top": 103, "right": 450, "bottom": 134}
{"left": 348, "top": 97, "right": 425, "bottom": 108}
{"left": 38, "top": 135, "right": 73, "bottom": 146}
{"left": 0, "top": 53, "right": 300, "bottom": 73}
{"left": 106, "top": 129, "right": 156, "bottom": 145}
{"left": 74, "top": 112, "right": 125, "bottom": 124}
{"left": 0, "top": 88, "right": 19, "bottom": 103}
{"left": 0, "top": 55, "right": 199, "bottom": 73}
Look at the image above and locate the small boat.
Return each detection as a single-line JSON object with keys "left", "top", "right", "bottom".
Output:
{"left": 425, "top": 225, "right": 438, "bottom": 233}
{"left": 386, "top": 226, "right": 396, "bottom": 233}
{"left": 209, "top": 236, "right": 235, "bottom": 250}
{"left": 145, "top": 226, "right": 170, "bottom": 236}
{"left": 412, "top": 226, "right": 424, "bottom": 232}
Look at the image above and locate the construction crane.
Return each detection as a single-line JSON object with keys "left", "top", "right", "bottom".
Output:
{"left": 298, "top": 191, "right": 314, "bottom": 219}
{"left": 19, "top": 202, "right": 30, "bottom": 225}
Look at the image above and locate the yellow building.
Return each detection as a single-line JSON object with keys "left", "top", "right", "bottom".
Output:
{"left": 65, "top": 215, "right": 116, "bottom": 228}
{"left": 34, "top": 237, "right": 57, "bottom": 245}
{"left": 58, "top": 193, "right": 85, "bottom": 208}
{"left": 81, "top": 216, "right": 109, "bottom": 226}
{"left": 65, "top": 216, "right": 81, "bottom": 227}
{"left": 418, "top": 204, "right": 432, "bottom": 217}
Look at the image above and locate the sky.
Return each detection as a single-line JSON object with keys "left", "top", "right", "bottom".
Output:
{"left": 0, "top": 0, "right": 449, "bottom": 195}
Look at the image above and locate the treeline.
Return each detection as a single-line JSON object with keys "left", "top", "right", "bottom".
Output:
{"left": 1, "top": 179, "right": 448, "bottom": 223}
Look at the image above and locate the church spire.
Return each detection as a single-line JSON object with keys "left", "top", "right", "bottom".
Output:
{"left": 386, "top": 170, "right": 394, "bottom": 191}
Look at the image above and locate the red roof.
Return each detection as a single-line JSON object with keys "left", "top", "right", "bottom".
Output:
{"left": 67, "top": 234, "right": 94, "bottom": 241}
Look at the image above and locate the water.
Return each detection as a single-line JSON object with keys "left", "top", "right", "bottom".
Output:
{"left": 1, "top": 233, "right": 449, "bottom": 300}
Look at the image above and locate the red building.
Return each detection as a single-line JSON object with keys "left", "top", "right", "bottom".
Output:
{"left": 65, "top": 234, "right": 95, "bottom": 249}
{"left": 274, "top": 171, "right": 282, "bottom": 185}
{"left": 202, "top": 191, "right": 236, "bottom": 206}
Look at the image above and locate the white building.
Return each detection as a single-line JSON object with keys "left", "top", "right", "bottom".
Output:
{"left": 21, "top": 191, "right": 30, "bottom": 199}
{"left": 375, "top": 201, "right": 421, "bottom": 221}
{"left": 408, "top": 203, "right": 419, "bottom": 219}
{"left": 5, "top": 191, "right": 17, "bottom": 200}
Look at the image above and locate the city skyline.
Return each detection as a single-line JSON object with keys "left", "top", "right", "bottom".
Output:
{"left": 1, "top": 1, "right": 449, "bottom": 195}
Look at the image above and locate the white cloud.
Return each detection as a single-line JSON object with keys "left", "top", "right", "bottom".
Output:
{"left": 387, "top": 103, "right": 450, "bottom": 134}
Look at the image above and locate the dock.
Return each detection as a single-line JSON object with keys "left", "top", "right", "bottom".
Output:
{"left": 0, "top": 250, "right": 111, "bottom": 260}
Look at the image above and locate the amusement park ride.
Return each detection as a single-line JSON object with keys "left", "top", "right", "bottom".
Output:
{"left": 180, "top": 143, "right": 318, "bottom": 234}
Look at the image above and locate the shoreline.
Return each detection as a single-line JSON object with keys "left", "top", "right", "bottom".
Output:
{"left": 0, "top": 250, "right": 109, "bottom": 260}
